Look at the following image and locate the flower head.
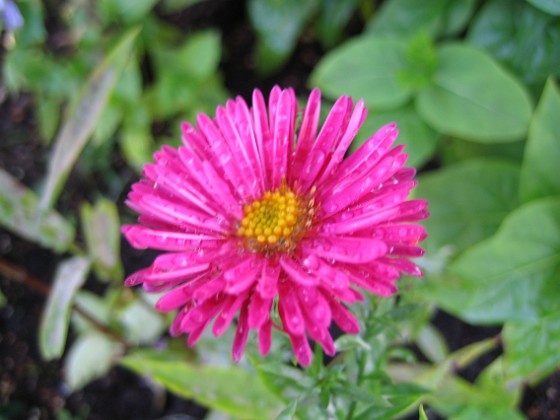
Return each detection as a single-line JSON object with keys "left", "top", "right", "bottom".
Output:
{"left": 122, "top": 87, "right": 428, "bottom": 366}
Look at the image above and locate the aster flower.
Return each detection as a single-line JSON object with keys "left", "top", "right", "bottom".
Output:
{"left": 122, "top": 87, "right": 428, "bottom": 366}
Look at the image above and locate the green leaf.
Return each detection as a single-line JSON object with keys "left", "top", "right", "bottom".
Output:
{"left": 445, "top": 197, "right": 560, "bottom": 324}
{"left": 468, "top": 0, "right": 560, "bottom": 85}
{"left": 316, "top": 0, "right": 360, "bottom": 48}
{"left": 80, "top": 199, "right": 123, "bottom": 282}
{"left": 527, "top": 0, "right": 560, "bottom": 15}
{"left": 37, "top": 28, "right": 139, "bottom": 214}
{"left": 121, "top": 350, "right": 282, "bottom": 418}
{"left": 416, "top": 43, "right": 533, "bottom": 143}
{"left": 253, "top": 360, "right": 315, "bottom": 402}
{"left": 14, "top": 0, "right": 46, "bottom": 46}
{"left": 0, "top": 168, "right": 74, "bottom": 252}
{"left": 352, "top": 104, "right": 440, "bottom": 167}
{"left": 416, "top": 324, "right": 449, "bottom": 363}
{"left": 311, "top": 36, "right": 413, "bottom": 109}
{"left": 98, "top": 0, "right": 159, "bottom": 22}
{"left": 248, "top": 0, "right": 319, "bottom": 74}
{"left": 367, "top": 0, "right": 477, "bottom": 39}
{"left": 520, "top": 77, "right": 560, "bottom": 202}
{"left": 504, "top": 311, "right": 560, "bottom": 381}
{"left": 119, "top": 299, "right": 166, "bottom": 344}
{"left": 414, "top": 159, "right": 520, "bottom": 255}
{"left": 276, "top": 399, "right": 298, "bottom": 420}
{"left": 419, "top": 404, "right": 428, "bottom": 420}
{"left": 39, "top": 257, "right": 91, "bottom": 360}
{"left": 64, "top": 332, "right": 120, "bottom": 391}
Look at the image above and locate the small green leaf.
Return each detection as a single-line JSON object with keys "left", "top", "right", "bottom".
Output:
{"left": 504, "top": 311, "right": 560, "bottom": 381}
{"left": 419, "top": 404, "right": 428, "bottom": 420}
{"left": 416, "top": 43, "right": 533, "bottom": 142}
{"left": 311, "top": 36, "right": 413, "bottom": 109}
{"left": 352, "top": 104, "right": 440, "bottom": 167}
{"left": 37, "top": 28, "right": 139, "bottom": 214}
{"left": 526, "top": 0, "right": 560, "bottom": 15}
{"left": 520, "top": 77, "right": 560, "bottom": 202}
{"left": 119, "top": 300, "right": 166, "bottom": 344}
{"left": 253, "top": 359, "right": 315, "bottom": 402}
{"left": 367, "top": 0, "right": 477, "bottom": 39}
{"left": 0, "top": 168, "right": 74, "bottom": 252}
{"left": 248, "top": 0, "right": 319, "bottom": 74}
{"left": 416, "top": 324, "right": 449, "bottom": 363}
{"left": 445, "top": 197, "right": 560, "bottom": 324}
{"left": 468, "top": 0, "right": 560, "bottom": 84}
{"left": 121, "top": 350, "right": 282, "bottom": 418}
{"left": 80, "top": 199, "right": 123, "bottom": 282}
{"left": 414, "top": 159, "right": 520, "bottom": 255}
{"left": 39, "top": 257, "right": 91, "bottom": 360}
{"left": 276, "top": 399, "right": 298, "bottom": 420}
{"left": 64, "top": 332, "right": 120, "bottom": 391}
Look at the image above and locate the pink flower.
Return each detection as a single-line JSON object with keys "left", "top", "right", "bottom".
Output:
{"left": 122, "top": 87, "right": 428, "bottom": 366}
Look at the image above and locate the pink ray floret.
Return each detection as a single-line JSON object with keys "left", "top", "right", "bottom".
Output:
{"left": 122, "top": 86, "right": 428, "bottom": 366}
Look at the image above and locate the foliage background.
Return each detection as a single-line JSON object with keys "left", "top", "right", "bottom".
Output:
{"left": 1, "top": 0, "right": 559, "bottom": 418}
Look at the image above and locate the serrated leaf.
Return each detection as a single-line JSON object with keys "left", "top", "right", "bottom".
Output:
{"left": 520, "top": 77, "right": 560, "bottom": 202}
{"left": 468, "top": 0, "right": 560, "bottom": 84}
{"left": 0, "top": 168, "right": 74, "bottom": 252}
{"left": 414, "top": 159, "right": 520, "bottom": 255}
{"left": 311, "top": 36, "right": 413, "bottom": 109}
{"left": 504, "top": 311, "right": 560, "bottom": 381}
{"left": 37, "top": 28, "right": 139, "bottom": 215}
{"left": 416, "top": 43, "right": 533, "bottom": 142}
{"left": 445, "top": 197, "right": 560, "bottom": 324}
{"left": 39, "top": 257, "right": 91, "bottom": 360}
{"left": 367, "top": 0, "right": 476, "bottom": 39}
{"left": 80, "top": 199, "right": 122, "bottom": 282}
{"left": 64, "top": 332, "right": 119, "bottom": 391}
{"left": 120, "top": 350, "right": 282, "bottom": 418}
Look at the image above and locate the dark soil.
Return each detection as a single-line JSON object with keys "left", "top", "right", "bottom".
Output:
{"left": 1, "top": 1, "right": 558, "bottom": 419}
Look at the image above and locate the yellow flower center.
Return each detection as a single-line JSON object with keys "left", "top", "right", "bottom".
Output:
{"left": 237, "top": 185, "right": 314, "bottom": 254}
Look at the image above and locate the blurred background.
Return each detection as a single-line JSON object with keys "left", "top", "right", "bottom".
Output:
{"left": 1, "top": 0, "right": 559, "bottom": 419}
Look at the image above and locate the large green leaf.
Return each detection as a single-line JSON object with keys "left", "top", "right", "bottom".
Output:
{"left": 121, "top": 350, "right": 282, "bottom": 418}
{"left": 416, "top": 43, "right": 533, "bottom": 143}
{"left": 441, "top": 197, "right": 560, "bottom": 324}
{"left": 39, "top": 257, "right": 91, "bottom": 360}
{"left": 316, "top": 0, "right": 360, "bottom": 48}
{"left": 351, "top": 104, "right": 440, "bottom": 168}
{"left": 80, "top": 199, "right": 122, "bottom": 282}
{"left": 468, "top": 0, "right": 560, "bottom": 85}
{"left": 37, "top": 28, "right": 139, "bottom": 215}
{"left": 520, "top": 77, "right": 560, "bottom": 202}
{"left": 0, "top": 168, "right": 74, "bottom": 252}
{"left": 504, "top": 311, "right": 560, "bottom": 381}
{"left": 64, "top": 332, "right": 120, "bottom": 391}
{"left": 414, "top": 159, "right": 520, "bottom": 255}
{"left": 367, "top": 0, "right": 476, "bottom": 39}
{"left": 526, "top": 0, "right": 560, "bottom": 14}
{"left": 248, "top": 0, "right": 319, "bottom": 74}
{"left": 311, "top": 37, "right": 413, "bottom": 109}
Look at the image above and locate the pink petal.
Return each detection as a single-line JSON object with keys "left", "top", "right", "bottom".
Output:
{"left": 278, "top": 286, "right": 305, "bottom": 335}
{"left": 224, "top": 257, "right": 262, "bottom": 294}
{"left": 279, "top": 255, "right": 319, "bottom": 287}
{"left": 232, "top": 303, "right": 250, "bottom": 363}
{"left": 248, "top": 292, "right": 272, "bottom": 329}
{"left": 288, "top": 333, "right": 312, "bottom": 366}
{"left": 213, "top": 293, "right": 248, "bottom": 336}
{"left": 257, "top": 260, "right": 280, "bottom": 299}
{"left": 302, "top": 236, "right": 387, "bottom": 264}
{"left": 324, "top": 294, "right": 360, "bottom": 334}
{"left": 258, "top": 319, "right": 272, "bottom": 356}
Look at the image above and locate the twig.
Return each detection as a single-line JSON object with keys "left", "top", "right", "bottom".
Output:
{"left": 0, "top": 258, "right": 130, "bottom": 348}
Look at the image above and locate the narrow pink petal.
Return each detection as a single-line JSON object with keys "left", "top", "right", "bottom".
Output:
{"left": 345, "top": 266, "right": 398, "bottom": 297}
{"left": 299, "top": 96, "right": 353, "bottom": 191}
{"left": 380, "top": 257, "right": 424, "bottom": 277}
{"left": 213, "top": 293, "right": 248, "bottom": 336}
{"left": 335, "top": 122, "right": 399, "bottom": 181}
{"left": 317, "top": 99, "right": 367, "bottom": 185}
{"left": 296, "top": 287, "right": 331, "bottom": 328}
{"left": 271, "top": 88, "right": 297, "bottom": 188}
{"left": 182, "top": 295, "right": 225, "bottom": 333}
{"left": 288, "top": 333, "right": 312, "bottom": 366}
{"left": 302, "top": 254, "right": 350, "bottom": 290}
{"left": 258, "top": 319, "right": 272, "bottom": 356}
{"left": 279, "top": 255, "right": 319, "bottom": 286}
{"left": 224, "top": 257, "right": 262, "bottom": 294}
{"left": 290, "top": 88, "right": 321, "bottom": 182}
{"left": 192, "top": 277, "right": 226, "bottom": 301}
{"left": 324, "top": 294, "right": 360, "bottom": 334}
{"left": 232, "top": 303, "right": 250, "bottom": 363}
{"left": 257, "top": 260, "right": 280, "bottom": 299}
{"left": 251, "top": 89, "right": 272, "bottom": 187}
{"left": 155, "top": 276, "right": 212, "bottom": 311}
{"left": 320, "top": 206, "right": 401, "bottom": 235}
{"left": 170, "top": 308, "right": 189, "bottom": 336}
{"left": 302, "top": 236, "right": 387, "bottom": 264}
{"left": 181, "top": 121, "right": 210, "bottom": 159}
{"left": 248, "top": 293, "right": 272, "bottom": 329}
{"left": 278, "top": 286, "right": 305, "bottom": 335}
{"left": 368, "top": 224, "right": 428, "bottom": 244}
